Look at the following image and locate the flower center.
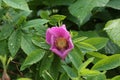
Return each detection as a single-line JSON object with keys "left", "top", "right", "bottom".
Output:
{"left": 55, "top": 37, "right": 68, "bottom": 50}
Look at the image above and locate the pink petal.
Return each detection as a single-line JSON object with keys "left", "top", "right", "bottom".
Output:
{"left": 46, "top": 28, "right": 52, "bottom": 44}
{"left": 50, "top": 37, "right": 74, "bottom": 60}
{"left": 48, "top": 25, "right": 70, "bottom": 39}
{"left": 61, "top": 38, "right": 74, "bottom": 59}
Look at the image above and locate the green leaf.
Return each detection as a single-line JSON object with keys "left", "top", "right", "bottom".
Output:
{"left": 79, "top": 57, "right": 94, "bottom": 71}
{"left": 83, "top": 37, "right": 108, "bottom": 50}
{"left": 107, "top": 0, "right": 120, "bottom": 10}
{"left": 3, "top": 0, "right": 30, "bottom": 11}
{"left": 111, "top": 75, "right": 120, "bottom": 80}
{"left": 85, "top": 73, "right": 106, "bottom": 80}
{"left": 0, "top": 0, "right": 1, "bottom": 8}
{"left": 92, "top": 54, "right": 120, "bottom": 71}
{"left": 44, "top": 0, "right": 75, "bottom": 6}
{"left": 23, "top": 19, "right": 49, "bottom": 29}
{"left": 15, "top": 16, "right": 26, "bottom": 26}
{"left": 8, "top": 30, "right": 21, "bottom": 57}
{"left": 17, "top": 78, "right": 32, "bottom": 80}
{"left": 59, "top": 73, "right": 69, "bottom": 80}
{"left": 75, "top": 42, "right": 97, "bottom": 52}
{"left": 0, "top": 40, "right": 9, "bottom": 55}
{"left": 105, "top": 40, "right": 120, "bottom": 54}
{"left": 62, "top": 65, "right": 78, "bottom": 79}
{"left": 104, "top": 19, "right": 120, "bottom": 47}
{"left": 73, "top": 37, "right": 88, "bottom": 43}
{"left": 32, "top": 35, "right": 50, "bottom": 50}
{"left": 0, "top": 24, "right": 14, "bottom": 41}
{"left": 80, "top": 69, "right": 101, "bottom": 76}
{"left": 32, "top": 37, "right": 50, "bottom": 50}
{"left": 69, "top": 0, "right": 109, "bottom": 24}
{"left": 50, "top": 56, "right": 61, "bottom": 80}
{"left": 21, "top": 34, "right": 38, "bottom": 55}
{"left": 39, "top": 53, "right": 54, "bottom": 76}
{"left": 49, "top": 14, "right": 66, "bottom": 25}
{"left": 68, "top": 46, "right": 83, "bottom": 69}
{"left": 42, "top": 71, "right": 54, "bottom": 80}
{"left": 39, "top": 10, "right": 50, "bottom": 19}
{"left": 11, "top": 10, "right": 30, "bottom": 24}
{"left": 87, "top": 52, "right": 108, "bottom": 59}
{"left": 20, "top": 49, "right": 45, "bottom": 71}
{"left": 78, "top": 31, "right": 99, "bottom": 38}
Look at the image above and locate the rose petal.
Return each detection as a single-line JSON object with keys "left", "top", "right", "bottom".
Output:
{"left": 46, "top": 28, "right": 52, "bottom": 44}
{"left": 48, "top": 25, "right": 70, "bottom": 38}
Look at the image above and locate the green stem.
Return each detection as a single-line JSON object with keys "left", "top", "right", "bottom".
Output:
{"left": 1, "top": 55, "right": 7, "bottom": 71}
{"left": 58, "top": 21, "right": 62, "bottom": 26}
{"left": 6, "top": 57, "right": 13, "bottom": 68}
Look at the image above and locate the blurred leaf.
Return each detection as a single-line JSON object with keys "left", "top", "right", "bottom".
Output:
{"left": 12, "top": 10, "right": 30, "bottom": 23}
{"left": 0, "top": 0, "right": 1, "bottom": 8}
{"left": 17, "top": 78, "right": 32, "bottom": 80}
{"left": 107, "top": 0, "right": 120, "bottom": 10}
{"left": 104, "top": 19, "right": 120, "bottom": 47}
{"left": 67, "top": 14, "right": 81, "bottom": 27}
{"left": 32, "top": 37, "right": 50, "bottom": 50}
{"left": 21, "top": 34, "right": 38, "bottom": 55}
{"left": 35, "top": 25, "right": 48, "bottom": 37}
{"left": 3, "top": 0, "right": 31, "bottom": 11}
{"left": 111, "top": 75, "right": 120, "bottom": 80}
{"left": 69, "top": 0, "right": 109, "bottom": 24}
{"left": 43, "top": 0, "right": 75, "bottom": 6}
{"left": 78, "top": 31, "right": 99, "bottom": 38}
{"left": 39, "top": 53, "right": 54, "bottom": 76}
{"left": 68, "top": 46, "right": 83, "bottom": 69}
{"left": 87, "top": 52, "right": 108, "bottom": 59}
{"left": 75, "top": 42, "right": 97, "bottom": 52}
{"left": 72, "top": 31, "right": 99, "bottom": 38}
{"left": 15, "top": 16, "right": 26, "bottom": 26}
{"left": 0, "top": 40, "right": 9, "bottom": 55}
{"left": 49, "top": 14, "right": 66, "bottom": 25}
{"left": 50, "top": 56, "right": 61, "bottom": 80}
{"left": 92, "top": 54, "right": 120, "bottom": 71}
{"left": 62, "top": 65, "right": 78, "bottom": 79}
{"left": 8, "top": 30, "right": 21, "bottom": 57}
{"left": 105, "top": 40, "right": 120, "bottom": 54}
{"left": 4, "top": 10, "right": 30, "bottom": 25}
{"left": 39, "top": 10, "right": 50, "bottom": 19}
{"left": 0, "top": 24, "right": 14, "bottom": 41}
{"left": 59, "top": 73, "right": 69, "bottom": 80}
{"left": 85, "top": 73, "right": 106, "bottom": 80}
{"left": 20, "top": 49, "right": 45, "bottom": 71}
{"left": 42, "top": 71, "right": 54, "bottom": 80}
{"left": 73, "top": 37, "right": 88, "bottom": 43}
{"left": 80, "top": 69, "right": 101, "bottom": 76}
{"left": 83, "top": 37, "right": 108, "bottom": 50}
{"left": 23, "top": 19, "right": 48, "bottom": 29}
{"left": 70, "top": 31, "right": 79, "bottom": 38}
{"left": 79, "top": 57, "right": 94, "bottom": 71}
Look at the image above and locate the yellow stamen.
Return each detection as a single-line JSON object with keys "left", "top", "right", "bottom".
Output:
{"left": 55, "top": 37, "right": 68, "bottom": 50}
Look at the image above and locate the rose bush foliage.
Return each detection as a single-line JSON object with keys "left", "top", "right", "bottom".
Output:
{"left": 0, "top": 0, "right": 120, "bottom": 80}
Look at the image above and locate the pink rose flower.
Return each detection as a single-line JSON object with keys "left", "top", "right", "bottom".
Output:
{"left": 46, "top": 24, "right": 74, "bottom": 59}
